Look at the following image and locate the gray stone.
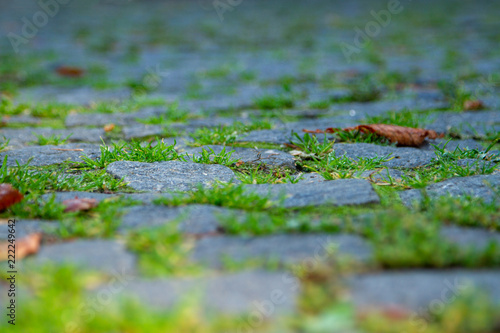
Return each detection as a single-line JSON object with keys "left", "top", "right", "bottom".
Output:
{"left": 106, "top": 160, "right": 240, "bottom": 192}
{"left": 246, "top": 179, "right": 379, "bottom": 208}
{"left": 65, "top": 107, "right": 166, "bottom": 127}
{"left": 455, "top": 159, "right": 497, "bottom": 171}
{"left": 16, "top": 87, "right": 131, "bottom": 105}
{"left": 0, "top": 219, "right": 57, "bottom": 240}
{"left": 182, "top": 145, "right": 296, "bottom": 169}
{"left": 346, "top": 270, "right": 500, "bottom": 311}
{"left": 237, "top": 129, "right": 290, "bottom": 144}
{"left": 360, "top": 168, "right": 405, "bottom": 183}
{"left": 29, "top": 240, "right": 136, "bottom": 275}
{"left": 423, "top": 138, "right": 486, "bottom": 152}
{"left": 400, "top": 174, "right": 500, "bottom": 206}
{"left": 332, "top": 143, "right": 436, "bottom": 168}
{"left": 427, "top": 111, "right": 500, "bottom": 138}
{"left": 1, "top": 127, "right": 106, "bottom": 145}
{"left": 1, "top": 115, "right": 42, "bottom": 125}
{"left": 330, "top": 98, "right": 449, "bottom": 118}
{"left": 192, "top": 233, "right": 373, "bottom": 268}
{"left": 120, "top": 204, "right": 238, "bottom": 234}
{"left": 100, "top": 271, "right": 298, "bottom": 314}
{"left": 122, "top": 124, "right": 164, "bottom": 140}
{"left": 295, "top": 173, "right": 326, "bottom": 184}
{"left": 441, "top": 225, "right": 500, "bottom": 250}
{"left": 0, "top": 143, "right": 101, "bottom": 167}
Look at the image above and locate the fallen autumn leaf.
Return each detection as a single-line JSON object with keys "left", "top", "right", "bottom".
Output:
{"left": 55, "top": 66, "right": 85, "bottom": 78}
{"left": 0, "top": 184, "right": 24, "bottom": 211}
{"left": 303, "top": 124, "right": 442, "bottom": 147}
{"left": 0, "top": 233, "right": 42, "bottom": 261}
{"left": 62, "top": 197, "right": 98, "bottom": 212}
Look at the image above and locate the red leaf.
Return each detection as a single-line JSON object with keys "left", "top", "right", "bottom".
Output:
{"left": 55, "top": 66, "right": 85, "bottom": 78}
{"left": 0, "top": 184, "right": 24, "bottom": 211}
{"left": 62, "top": 197, "right": 98, "bottom": 212}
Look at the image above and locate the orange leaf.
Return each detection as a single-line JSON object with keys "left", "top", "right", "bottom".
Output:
{"left": 62, "top": 197, "right": 97, "bottom": 212}
{"left": 55, "top": 66, "right": 84, "bottom": 78}
{"left": 463, "top": 100, "right": 484, "bottom": 111}
{"left": 0, "top": 233, "right": 42, "bottom": 261}
{"left": 104, "top": 123, "right": 116, "bottom": 132}
{"left": 0, "top": 184, "right": 24, "bottom": 211}
{"left": 303, "top": 124, "right": 442, "bottom": 147}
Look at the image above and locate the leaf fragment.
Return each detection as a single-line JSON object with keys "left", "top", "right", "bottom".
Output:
{"left": 0, "top": 233, "right": 42, "bottom": 261}
{"left": 62, "top": 197, "right": 98, "bottom": 212}
{"left": 0, "top": 184, "right": 24, "bottom": 211}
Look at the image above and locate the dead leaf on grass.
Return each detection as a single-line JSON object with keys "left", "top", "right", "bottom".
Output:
{"left": 0, "top": 184, "right": 24, "bottom": 211}
{"left": 303, "top": 124, "right": 443, "bottom": 147}
{"left": 62, "top": 197, "right": 98, "bottom": 212}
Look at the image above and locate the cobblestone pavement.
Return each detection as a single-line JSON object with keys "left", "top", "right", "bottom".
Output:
{"left": 1, "top": 0, "right": 500, "bottom": 331}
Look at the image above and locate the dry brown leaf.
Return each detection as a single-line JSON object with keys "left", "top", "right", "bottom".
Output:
{"left": 62, "top": 197, "right": 98, "bottom": 213}
{"left": 104, "top": 123, "right": 116, "bottom": 132}
{"left": 235, "top": 160, "right": 244, "bottom": 167}
{"left": 463, "top": 100, "right": 484, "bottom": 111}
{"left": 0, "top": 184, "right": 24, "bottom": 211}
{"left": 0, "top": 233, "right": 42, "bottom": 261}
{"left": 303, "top": 124, "right": 443, "bottom": 147}
{"left": 55, "top": 66, "right": 85, "bottom": 78}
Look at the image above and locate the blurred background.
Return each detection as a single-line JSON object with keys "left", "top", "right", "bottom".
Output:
{"left": 1, "top": 0, "right": 499, "bottom": 108}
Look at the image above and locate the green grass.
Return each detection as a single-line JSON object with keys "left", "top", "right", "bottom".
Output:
{"left": 365, "top": 109, "right": 434, "bottom": 128}
{"left": 399, "top": 143, "right": 499, "bottom": 188}
{"left": 0, "top": 265, "right": 245, "bottom": 332}
{"left": 0, "top": 158, "right": 130, "bottom": 223}
{"left": 235, "top": 164, "right": 298, "bottom": 184}
{"left": 189, "top": 120, "right": 273, "bottom": 146}
{"left": 188, "top": 146, "right": 239, "bottom": 167}
{"left": 438, "top": 80, "right": 475, "bottom": 111}
{"left": 55, "top": 197, "right": 138, "bottom": 238}
{"left": 253, "top": 94, "right": 295, "bottom": 110}
{"left": 79, "top": 139, "right": 185, "bottom": 169}
{"left": 127, "top": 222, "right": 201, "bottom": 277}
{"left": 34, "top": 133, "right": 72, "bottom": 146}
{"left": 0, "top": 157, "right": 127, "bottom": 197}
{"left": 154, "top": 183, "right": 273, "bottom": 211}
{"left": 136, "top": 102, "right": 192, "bottom": 125}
